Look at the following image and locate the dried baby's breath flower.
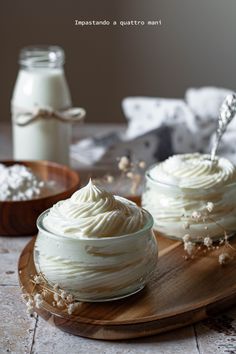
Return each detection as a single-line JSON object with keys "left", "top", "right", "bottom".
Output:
{"left": 26, "top": 298, "right": 34, "bottom": 307}
{"left": 67, "top": 303, "right": 79, "bottom": 315}
{"left": 35, "top": 300, "right": 43, "bottom": 309}
{"left": 33, "top": 274, "right": 44, "bottom": 285}
{"left": 53, "top": 293, "right": 60, "bottom": 302}
{"left": 94, "top": 154, "right": 145, "bottom": 197}
{"left": 218, "top": 252, "right": 232, "bottom": 265}
{"left": 118, "top": 156, "right": 130, "bottom": 171}
{"left": 191, "top": 211, "right": 202, "bottom": 221}
{"left": 60, "top": 291, "right": 68, "bottom": 301}
{"left": 34, "top": 293, "right": 43, "bottom": 308}
{"left": 23, "top": 272, "right": 82, "bottom": 318}
{"left": 183, "top": 234, "right": 191, "bottom": 242}
{"left": 67, "top": 304, "right": 75, "bottom": 315}
{"left": 66, "top": 294, "right": 74, "bottom": 303}
{"left": 41, "top": 289, "right": 48, "bottom": 297}
{"left": 206, "top": 202, "right": 214, "bottom": 213}
{"left": 25, "top": 297, "right": 35, "bottom": 316}
{"left": 118, "top": 156, "right": 146, "bottom": 195}
{"left": 106, "top": 175, "right": 114, "bottom": 183}
{"left": 34, "top": 293, "right": 42, "bottom": 301}
{"left": 182, "top": 204, "right": 236, "bottom": 265}
{"left": 184, "top": 241, "right": 196, "bottom": 256}
{"left": 56, "top": 299, "right": 64, "bottom": 308}
{"left": 138, "top": 161, "right": 146, "bottom": 169}
{"left": 203, "top": 236, "right": 213, "bottom": 248}
{"left": 26, "top": 306, "right": 35, "bottom": 316}
{"left": 126, "top": 171, "right": 134, "bottom": 179}
{"left": 130, "top": 173, "right": 142, "bottom": 195}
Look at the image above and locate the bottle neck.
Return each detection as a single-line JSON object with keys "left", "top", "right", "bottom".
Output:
{"left": 19, "top": 46, "right": 65, "bottom": 70}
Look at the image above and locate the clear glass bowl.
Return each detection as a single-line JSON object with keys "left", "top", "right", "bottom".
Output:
{"left": 142, "top": 163, "right": 236, "bottom": 242}
{"left": 34, "top": 209, "right": 158, "bottom": 302}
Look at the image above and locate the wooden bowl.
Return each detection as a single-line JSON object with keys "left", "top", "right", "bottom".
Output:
{"left": 0, "top": 160, "right": 80, "bottom": 236}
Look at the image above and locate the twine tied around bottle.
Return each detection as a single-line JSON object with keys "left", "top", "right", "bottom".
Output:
{"left": 12, "top": 106, "right": 86, "bottom": 126}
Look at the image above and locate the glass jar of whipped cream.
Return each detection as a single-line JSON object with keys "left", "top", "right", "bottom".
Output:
{"left": 11, "top": 46, "right": 85, "bottom": 165}
{"left": 34, "top": 180, "right": 158, "bottom": 302}
{"left": 142, "top": 153, "right": 236, "bottom": 242}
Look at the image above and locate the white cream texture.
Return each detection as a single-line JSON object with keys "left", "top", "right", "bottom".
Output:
{"left": 149, "top": 153, "right": 236, "bottom": 188}
{"left": 35, "top": 181, "right": 156, "bottom": 301}
{"left": 43, "top": 179, "right": 148, "bottom": 238}
{"left": 142, "top": 153, "right": 236, "bottom": 241}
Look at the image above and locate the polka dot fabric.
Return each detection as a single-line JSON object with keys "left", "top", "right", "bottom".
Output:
{"left": 71, "top": 87, "right": 236, "bottom": 168}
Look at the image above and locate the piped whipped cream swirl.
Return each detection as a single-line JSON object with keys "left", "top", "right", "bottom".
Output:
{"left": 43, "top": 179, "right": 148, "bottom": 238}
{"left": 143, "top": 153, "right": 236, "bottom": 241}
{"left": 149, "top": 153, "right": 236, "bottom": 189}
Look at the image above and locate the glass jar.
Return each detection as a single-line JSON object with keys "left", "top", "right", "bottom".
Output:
{"left": 11, "top": 46, "right": 85, "bottom": 165}
{"left": 142, "top": 163, "right": 236, "bottom": 242}
{"left": 34, "top": 209, "right": 158, "bottom": 302}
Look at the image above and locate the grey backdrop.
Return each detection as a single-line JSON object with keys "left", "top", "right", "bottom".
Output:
{"left": 0, "top": 0, "right": 235, "bottom": 123}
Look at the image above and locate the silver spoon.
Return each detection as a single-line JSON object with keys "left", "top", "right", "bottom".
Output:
{"left": 211, "top": 93, "right": 236, "bottom": 161}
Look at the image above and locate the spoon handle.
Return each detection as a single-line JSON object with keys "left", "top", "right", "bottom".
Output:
{"left": 211, "top": 132, "right": 222, "bottom": 162}
{"left": 210, "top": 93, "right": 236, "bottom": 161}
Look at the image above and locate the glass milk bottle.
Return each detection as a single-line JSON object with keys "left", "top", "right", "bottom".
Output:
{"left": 11, "top": 46, "right": 85, "bottom": 165}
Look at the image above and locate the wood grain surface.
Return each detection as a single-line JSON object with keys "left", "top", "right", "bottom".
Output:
{"left": 18, "top": 234, "right": 236, "bottom": 340}
{"left": 0, "top": 160, "right": 80, "bottom": 236}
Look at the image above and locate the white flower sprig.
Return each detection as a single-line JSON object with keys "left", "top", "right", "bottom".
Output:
{"left": 182, "top": 202, "right": 236, "bottom": 265}
{"left": 92, "top": 155, "right": 146, "bottom": 196}
{"left": 117, "top": 156, "right": 146, "bottom": 195}
{"left": 21, "top": 272, "right": 81, "bottom": 317}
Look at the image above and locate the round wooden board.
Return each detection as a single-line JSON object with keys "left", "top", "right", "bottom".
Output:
{"left": 18, "top": 236, "right": 236, "bottom": 340}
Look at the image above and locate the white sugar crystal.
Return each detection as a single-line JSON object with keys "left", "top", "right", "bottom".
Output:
{"left": 0, "top": 164, "right": 45, "bottom": 201}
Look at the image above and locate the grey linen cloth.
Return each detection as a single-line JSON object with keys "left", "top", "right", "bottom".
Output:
{"left": 70, "top": 87, "right": 235, "bottom": 167}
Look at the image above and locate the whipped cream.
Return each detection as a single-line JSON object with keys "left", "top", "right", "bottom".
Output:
{"left": 34, "top": 181, "right": 157, "bottom": 301}
{"left": 43, "top": 179, "right": 148, "bottom": 238}
{"left": 149, "top": 153, "right": 236, "bottom": 189}
{"left": 142, "top": 153, "right": 236, "bottom": 241}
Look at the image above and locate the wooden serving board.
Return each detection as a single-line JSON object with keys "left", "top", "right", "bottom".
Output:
{"left": 18, "top": 235, "right": 236, "bottom": 340}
